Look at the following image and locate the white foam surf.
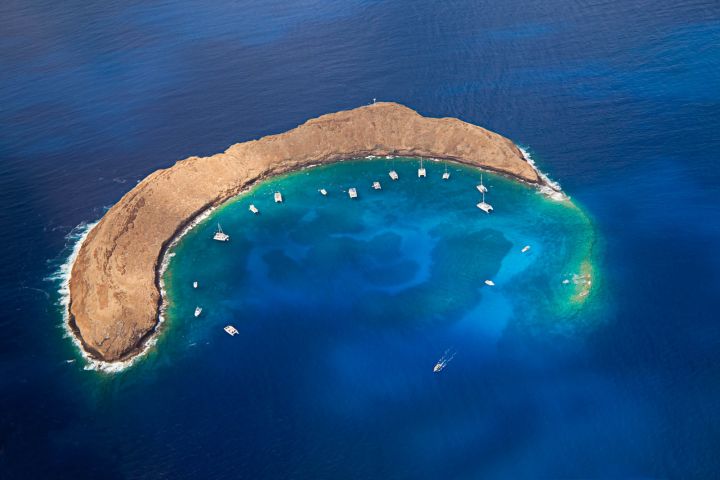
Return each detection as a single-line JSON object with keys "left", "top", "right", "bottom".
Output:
{"left": 518, "top": 146, "right": 568, "bottom": 201}
{"left": 54, "top": 221, "right": 144, "bottom": 373}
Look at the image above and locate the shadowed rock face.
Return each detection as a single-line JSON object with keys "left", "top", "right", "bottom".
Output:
{"left": 68, "top": 102, "right": 541, "bottom": 362}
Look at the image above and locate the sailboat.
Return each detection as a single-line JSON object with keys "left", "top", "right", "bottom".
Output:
{"left": 418, "top": 158, "right": 426, "bottom": 178}
{"left": 477, "top": 191, "right": 493, "bottom": 213}
{"left": 194, "top": 306, "right": 202, "bottom": 317}
{"left": 442, "top": 162, "right": 450, "bottom": 180}
{"left": 476, "top": 174, "right": 488, "bottom": 193}
{"left": 213, "top": 224, "right": 230, "bottom": 242}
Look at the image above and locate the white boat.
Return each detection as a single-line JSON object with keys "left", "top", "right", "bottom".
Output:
{"left": 418, "top": 158, "right": 426, "bottom": 178}
{"left": 213, "top": 224, "right": 230, "bottom": 242}
{"left": 521, "top": 245, "right": 531, "bottom": 253}
{"left": 194, "top": 306, "right": 202, "bottom": 317}
{"left": 349, "top": 188, "right": 358, "bottom": 199}
{"left": 224, "top": 325, "right": 239, "bottom": 336}
{"left": 442, "top": 163, "right": 450, "bottom": 180}
{"left": 372, "top": 181, "right": 382, "bottom": 190}
{"left": 274, "top": 192, "right": 283, "bottom": 203}
{"left": 477, "top": 192, "right": 493, "bottom": 213}
{"left": 249, "top": 204, "right": 259, "bottom": 214}
{"left": 193, "top": 281, "right": 198, "bottom": 289}
{"left": 319, "top": 188, "right": 328, "bottom": 196}
{"left": 476, "top": 174, "right": 488, "bottom": 193}
{"left": 389, "top": 170, "right": 399, "bottom": 181}
{"left": 484, "top": 280, "right": 495, "bottom": 286}
{"left": 433, "top": 349, "right": 456, "bottom": 373}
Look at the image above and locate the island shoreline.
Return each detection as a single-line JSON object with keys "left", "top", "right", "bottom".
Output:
{"left": 67, "top": 102, "right": 562, "bottom": 369}
{"left": 67, "top": 155, "right": 559, "bottom": 371}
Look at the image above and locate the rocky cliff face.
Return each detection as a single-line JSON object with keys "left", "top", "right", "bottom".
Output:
{"left": 68, "top": 102, "right": 541, "bottom": 362}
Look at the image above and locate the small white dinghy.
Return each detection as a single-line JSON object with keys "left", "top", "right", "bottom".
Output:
{"left": 224, "top": 325, "right": 239, "bottom": 336}
{"left": 249, "top": 204, "right": 259, "bottom": 214}
{"left": 193, "top": 281, "right": 198, "bottom": 289}
{"left": 484, "top": 280, "right": 495, "bottom": 286}
{"left": 372, "top": 181, "right": 382, "bottom": 190}
{"left": 389, "top": 170, "right": 399, "bottom": 181}
{"left": 348, "top": 188, "right": 358, "bottom": 199}
{"left": 319, "top": 188, "right": 328, "bottom": 196}
{"left": 213, "top": 224, "right": 230, "bottom": 242}
{"left": 194, "top": 306, "right": 203, "bottom": 317}
{"left": 274, "top": 192, "right": 283, "bottom": 203}
{"left": 521, "top": 245, "right": 531, "bottom": 253}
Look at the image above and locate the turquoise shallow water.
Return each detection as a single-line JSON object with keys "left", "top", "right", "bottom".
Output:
{"left": 163, "top": 159, "right": 599, "bottom": 365}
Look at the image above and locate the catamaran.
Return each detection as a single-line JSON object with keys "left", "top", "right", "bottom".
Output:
{"left": 348, "top": 187, "right": 358, "bottom": 199}
{"left": 389, "top": 170, "right": 399, "bottom": 180}
{"left": 442, "top": 162, "right": 450, "bottom": 180}
{"left": 194, "top": 306, "right": 202, "bottom": 317}
{"left": 213, "top": 224, "right": 230, "bottom": 242}
{"left": 249, "top": 204, "right": 259, "bottom": 214}
{"left": 224, "top": 325, "right": 238, "bottom": 336}
{"left": 418, "top": 158, "right": 426, "bottom": 178}
{"left": 274, "top": 192, "right": 283, "bottom": 203}
{"left": 372, "top": 181, "right": 382, "bottom": 190}
{"left": 477, "top": 191, "right": 493, "bottom": 213}
{"left": 476, "top": 174, "right": 488, "bottom": 193}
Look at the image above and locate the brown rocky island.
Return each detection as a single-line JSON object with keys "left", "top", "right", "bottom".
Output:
{"left": 68, "top": 102, "right": 551, "bottom": 364}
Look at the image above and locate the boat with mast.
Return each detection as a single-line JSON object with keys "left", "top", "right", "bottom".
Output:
{"left": 476, "top": 174, "right": 488, "bottom": 193}
{"left": 477, "top": 191, "right": 493, "bottom": 213}
{"left": 442, "top": 162, "right": 450, "bottom": 180}
{"left": 418, "top": 158, "right": 426, "bottom": 177}
{"left": 213, "top": 224, "right": 230, "bottom": 242}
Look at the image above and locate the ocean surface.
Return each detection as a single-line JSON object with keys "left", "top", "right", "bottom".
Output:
{"left": 1, "top": 1, "right": 719, "bottom": 478}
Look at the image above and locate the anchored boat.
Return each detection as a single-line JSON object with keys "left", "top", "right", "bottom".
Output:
{"left": 249, "top": 204, "right": 259, "bottom": 214}
{"left": 194, "top": 306, "right": 202, "bottom": 317}
{"left": 274, "top": 192, "right": 283, "bottom": 203}
{"left": 213, "top": 224, "right": 230, "bottom": 242}
{"left": 348, "top": 187, "right": 358, "bottom": 199}
{"left": 477, "top": 191, "right": 493, "bottom": 213}
{"left": 476, "top": 174, "right": 488, "bottom": 193}
{"left": 418, "top": 158, "right": 426, "bottom": 178}
{"left": 372, "top": 181, "right": 382, "bottom": 190}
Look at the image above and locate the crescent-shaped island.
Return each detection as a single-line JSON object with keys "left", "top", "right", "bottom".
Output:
{"left": 68, "top": 102, "right": 556, "bottom": 364}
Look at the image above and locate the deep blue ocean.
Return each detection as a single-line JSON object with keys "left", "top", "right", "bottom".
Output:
{"left": 1, "top": 1, "right": 719, "bottom": 478}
